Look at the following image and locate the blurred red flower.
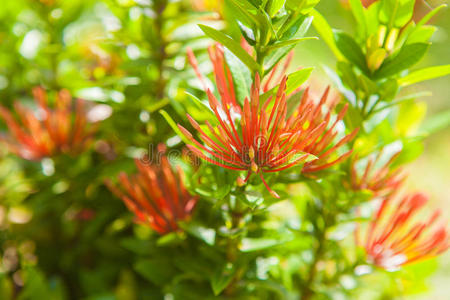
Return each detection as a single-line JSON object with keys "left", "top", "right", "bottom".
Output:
{"left": 179, "top": 44, "right": 357, "bottom": 197}
{"left": 349, "top": 150, "right": 405, "bottom": 196}
{"left": 105, "top": 146, "right": 197, "bottom": 235}
{"left": 356, "top": 192, "right": 449, "bottom": 270}
{"left": 0, "top": 87, "right": 97, "bottom": 161}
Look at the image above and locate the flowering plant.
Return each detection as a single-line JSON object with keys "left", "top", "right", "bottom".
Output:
{"left": 0, "top": 0, "right": 449, "bottom": 299}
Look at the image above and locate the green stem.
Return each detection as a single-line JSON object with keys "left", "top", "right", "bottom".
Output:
{"left": 301, "top": 232, "right": 325, "bottom": 300}
{"left": 153, "top": 0, "right": 168, "bottom": 99}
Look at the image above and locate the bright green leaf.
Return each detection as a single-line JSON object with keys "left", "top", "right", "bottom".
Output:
{"left": 286, "top": 67, "right": 314, "bottom": 94}
{"left": 199, "top": 25, "right": 260, "bottom": 73}
{"left": 349, "top": 0, "right": 367, "bottom": 38}
{"left": 374, "top": 43, "right": 430, "bottom": 79}
{"left": 379, "top": 0, "right": 415, "bottom": 28}
{"left": 266, "top": 37, "right": 317, "bottom": 51}
{"left": 311, "top": 9, "right": 344, "bottom": 60}
{"left": 267, "top": 0, "right": 285, "bottom": 17}
{"left": 159, "top": 110, "right": 191, "bottom": 145}
{"left": 398, "top": 65, "right": 450, "bottom": 86}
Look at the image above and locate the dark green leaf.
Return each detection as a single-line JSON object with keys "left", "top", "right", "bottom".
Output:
{"left": 211, "top": 263, "right": 236, "bottom": 295}
{"left": 334, "top": 31, "right": 369, "bottom": 74}
{"left": 134, "top": 259, "right": 174, "bottom": 286}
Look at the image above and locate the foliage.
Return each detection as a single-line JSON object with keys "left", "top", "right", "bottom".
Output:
{"left": 0, "top": 0, "right": 449, "bottom": 299}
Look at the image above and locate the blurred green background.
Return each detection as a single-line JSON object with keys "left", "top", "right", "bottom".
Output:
{"left": 0, "top": 0, "right": 448, "bottom": 298}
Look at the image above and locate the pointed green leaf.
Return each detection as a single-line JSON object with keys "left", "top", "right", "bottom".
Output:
{"left": 311, "top": 9, "right": 344, "bottom": 60}
{"left": 159, "top": 110, "right": 191, "bottom": 145}
{"left": 379, "top": 0, "right": 415, "bottom": 28}
{"left": 286, "top": 67, "right": 314, "bottom": 95}
{"left": 398, "top": 65, "right": 450, "bottom": 86}
{"left": 224, "top": 48, "right": 252, "bottom": 104}
{"left": 374, "top": 43, "right": 430, "bottom": 79}
{"left": 199, "top": 24, "right": 260, "bottom": 73}
{"left": 334, "top": 31, "right": 369, "bottom": 74}
{"left": 417, "top": 4, "right": 447, "bottom": 27}
{"left": 211, "top": 263, "right": 236, "bottom": 295}
{"left": 267, "top": 37, "right": 317, "bottom": 51}
{"left": 349, "top": 0, "right": 367, "bottom": 38}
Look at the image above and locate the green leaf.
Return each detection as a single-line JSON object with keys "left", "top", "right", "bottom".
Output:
{"left": 416, "top": 4, "right": 447, "bottom": 27}
{"left": 263, "top": 45, "right": 295, "bottom": 74}
{"left": 199, "top": 25, "right": 259, "bottom": 73}
{"left": 349, "top": 0, "right": 367, "bottom": 38}
{"left": 224, "top": 48, "right": 253, "bottom": 104}
{"left": 334, "top": 31, "right": 369, "bottom": 74}
{"left": 374, "top": 43, "right": 430, "bottom": 79}
{"left": 211, "top": 263, "right": 236, "bottom": 295}
{"left": 185, "top": 92, "right": 216, "bottom": 120}
{"left": 311, "top": 9, "right": 344, "bottom": 60}
{"left": 266, "top": 37, "right": 317, "bottom": 51}
{"left": 379, "top": 0, "right": 415, "bottom": 28}
{"left": 134, "top": 259, "right": 174, "bottom": 285}
{"left": 228, "top": 0, "right": 259, "bottom": 27}
{"left": 420, "top": 109, "right": 450, "bottom": 135}
{"left": 267, "top": 0, "right": 285, "bottom": 17}
{"left": 159, "top": 110, "right": 191, "bottom": 145}
{"left": 286, "top": 0, "right": 320, "bottom": 14}
{"left": 398, "top": 65, "right": 450, "bottom": 86}
{"left": 286, "top": 67, "right": 314, "bottom": 94}
{"left": 406, "top": 25, "right": 436, "bottom": 44}
{"left": 279, "top": 14, "right": 308, "bottom": 40}
{"left": 179, "top": 222, "right": 216, "bottom": 246}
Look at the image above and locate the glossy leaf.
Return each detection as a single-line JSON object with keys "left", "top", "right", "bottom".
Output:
{"left": 398, "top": 65, "right": 450, "bottom": 86}
{"left": 374, "top": 43, "right": 430, "bottom": 79}
{"left": 334, "top": 31, "right": 369, "bottom": 74}
{"left": 199, "top": 25, "right": 260, "bottom": 73}
{"left": 311, "top": 9, "right": 344, "bottom": 60}
{"left": 379, "top": 0, "right": 415, "bottom": 28}
{"left": 286, "top": 67, "right": 314, "bottom": 94}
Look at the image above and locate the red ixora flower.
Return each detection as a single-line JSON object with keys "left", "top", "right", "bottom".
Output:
{"left": 105, "top": 146, "right": 197, "bottom": 235}
{"left": 179, "top": 44, "right": 358, "bottom": 197}
{"left": 356, "top": 192, "right": 449, "bottom": 270}
{"left": 0, "top": 87, "right": 96, "bottom": 161}
{"left": 349, "top": 150, "right": 405, "bottom": 196}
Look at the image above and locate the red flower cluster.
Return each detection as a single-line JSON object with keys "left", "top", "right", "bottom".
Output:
{"left": 179, "top": 44, "right": 357, "bottom": 197}
{"left": 106, "top": 146, "right": 197, "bottom": 235}
{"left": 349, "top": 151, "right": 405, "bottom": 196}
{"left": 0, "top": 87, "right": 96, "bottom": 161}
{"left": 356, "top": 192, "right": 449, "bottom": 270}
